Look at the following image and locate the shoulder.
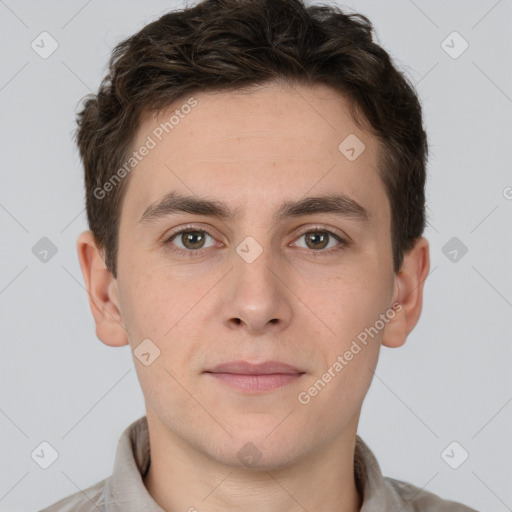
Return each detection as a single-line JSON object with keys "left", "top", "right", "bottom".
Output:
{"left": 39, "top": 478, "right": 107, "bottom": 512}
{"left": 384, "top": 476, "right": 479, "bottom": 512}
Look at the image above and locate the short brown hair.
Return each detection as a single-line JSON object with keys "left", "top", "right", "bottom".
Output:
{"left": 76, "top": 0, "right": 428, "bottom": 278}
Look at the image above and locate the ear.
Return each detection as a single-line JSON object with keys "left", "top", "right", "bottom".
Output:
{"left": 76, "top": 230, "right": 128, "bottom": 347}
{"left": 382, "top": 236, "right": 430, "bottom": 349}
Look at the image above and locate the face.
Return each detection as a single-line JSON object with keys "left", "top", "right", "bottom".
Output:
{"left": 111, "top": 82, "right": 400, "bottom": 468}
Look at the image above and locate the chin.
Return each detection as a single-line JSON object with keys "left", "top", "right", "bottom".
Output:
{"left": 207, "top": 430, "right": 308, "bottom": 471}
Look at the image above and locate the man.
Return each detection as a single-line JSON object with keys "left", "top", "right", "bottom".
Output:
{"left": 41, "top": 0, "right": 478, "bottom": 509}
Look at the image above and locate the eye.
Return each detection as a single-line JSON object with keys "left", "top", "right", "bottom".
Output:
{"left": 292, "top": 228, "right": 346, "bottom": 252}
{"left": 163, "top": 225, "right": 348, "bottom": 258}
{"left": 166, "top": 228, "right": 216, "bottom": 251}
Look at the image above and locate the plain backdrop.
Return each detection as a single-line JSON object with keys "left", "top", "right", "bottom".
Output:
{"left": 0, "top": 1, "right": 511, "bottom": 511}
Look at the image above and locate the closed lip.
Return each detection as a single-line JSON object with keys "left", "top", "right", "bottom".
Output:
{"left": 205, "top": 360, "right": 304, "bottom": 375}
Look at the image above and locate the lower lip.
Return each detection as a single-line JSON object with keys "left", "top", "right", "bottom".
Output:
{"left": 207, "top": 372, "right": 302, "bottom": 392}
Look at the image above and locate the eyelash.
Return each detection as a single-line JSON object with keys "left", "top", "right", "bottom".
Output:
{"left": 163, "top": 225, "right": 349, "bottom": 258}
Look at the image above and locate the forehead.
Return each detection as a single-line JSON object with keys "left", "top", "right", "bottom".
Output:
{"left": 122, "top": 82, "right": 388, "bottom": 226}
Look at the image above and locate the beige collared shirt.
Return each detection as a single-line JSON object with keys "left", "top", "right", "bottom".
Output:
{"left": 40, "top": 416, "right": 478, "bottom": 511}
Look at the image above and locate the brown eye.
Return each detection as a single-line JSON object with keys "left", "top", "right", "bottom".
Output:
{"left": 168, "top": 229, "right": 216, "bottom": 251}
{"left": 181, "top": 231, "right": 206, "bottom": 249}
{"left": 304, "top": 231, "right": 329, "bottom": 250}
{"left": 294, "top": 230, "right": 343, "bottom": 251}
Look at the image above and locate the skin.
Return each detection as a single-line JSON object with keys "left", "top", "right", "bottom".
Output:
{"left": 77, "top": 82, "right": 429, "bottom": 512}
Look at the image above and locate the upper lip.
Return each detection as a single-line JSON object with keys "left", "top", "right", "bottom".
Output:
{"left": 205, "top": 361, "right": 304, "bottom": 375}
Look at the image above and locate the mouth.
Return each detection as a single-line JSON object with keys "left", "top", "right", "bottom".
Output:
{"left": 204, "top": 360, "right": 305, "bottom": 393}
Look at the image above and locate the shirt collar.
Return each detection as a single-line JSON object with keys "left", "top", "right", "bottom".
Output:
{"left": 104, "top": 416, "right": 165, "bottom": 512}
{"left": 354, "top": 433, "right": 407, "bottom": 510}
{"left": 103, "top": 415, "right": 404, "bottom": 511}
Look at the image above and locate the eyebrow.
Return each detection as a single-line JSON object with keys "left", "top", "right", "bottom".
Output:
{"left": 138, "top": 191, "right": 371, "bottom": 225}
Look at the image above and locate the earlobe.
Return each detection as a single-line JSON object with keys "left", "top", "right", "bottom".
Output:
{"left": 382, "top": 236, "right": 430, "bottom": 349}
{"left": 76, "top": 230, "right": 128, "bottom": 347}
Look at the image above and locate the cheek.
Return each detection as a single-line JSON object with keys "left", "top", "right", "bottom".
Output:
{"left": 119, "top": 263, "right": 198, "bottom": 341}
{"left": 297, "top": 277, "right": 385, "bottom": 428}
{"left": 302, "top": 261, "right": 390, "bottom": 344}
{"left": 119, "top": 271, "right": 201, "bottom": 410}
{"left": 315, "top": 267, "right": 392, "bottom": 399}
{"left": 119, "top": 267, "right": 207, "bottom": 384}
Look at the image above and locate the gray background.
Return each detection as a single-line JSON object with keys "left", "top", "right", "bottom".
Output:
{"left": 1, "top": 0, "right": 511, "bottom": 510}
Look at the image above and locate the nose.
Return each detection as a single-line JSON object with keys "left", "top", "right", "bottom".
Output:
{"left": 220, "top": 246, "right": 293, "bottom": 335}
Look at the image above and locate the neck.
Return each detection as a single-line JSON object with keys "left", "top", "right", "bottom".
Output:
{"left": 143, "top": 411, "right": 362, "bottom": 512}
